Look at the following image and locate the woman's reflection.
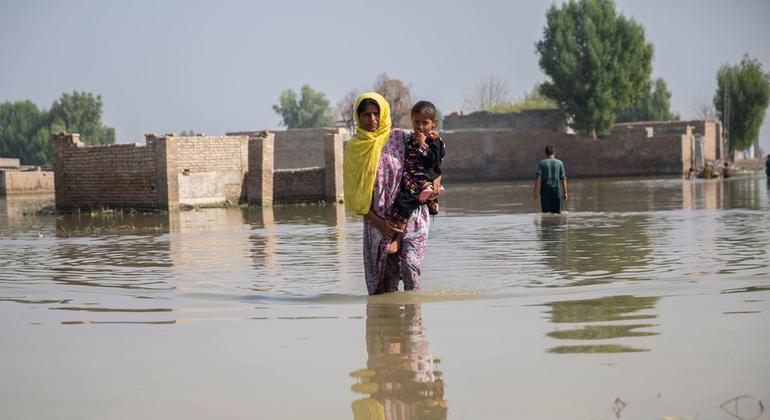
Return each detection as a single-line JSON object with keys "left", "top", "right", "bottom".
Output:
{"left": 350, "top": 303, "right": 448, "bottom": 420}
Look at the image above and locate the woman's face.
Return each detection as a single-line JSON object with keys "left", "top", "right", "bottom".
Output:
{"left": 358, "top": 104, "right": 380, "bottom": 132}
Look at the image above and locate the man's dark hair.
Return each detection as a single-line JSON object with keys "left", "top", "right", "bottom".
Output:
{"left": 545, "top": 145, "right": 556, "bottom": 156}
{"left": 411, "top": 100, "right": 437, "bottom": 120}
{"left": 356, "top": 98, "right": 380, "bottom": 116}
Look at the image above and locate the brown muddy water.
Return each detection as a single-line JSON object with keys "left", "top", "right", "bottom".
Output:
{"left": 1, "top": 175, "right": 769, "bottom": 419}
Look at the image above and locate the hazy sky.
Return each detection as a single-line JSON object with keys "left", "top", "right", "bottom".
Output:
{"left": 2, "top": 0, "right": 769, "bottom": 150}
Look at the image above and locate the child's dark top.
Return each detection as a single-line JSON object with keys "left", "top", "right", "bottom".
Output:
{"left": 401, "top": 132, "right": 445, "bottom": 195}
{"left": 392, "top": 132, "right": 446, "bottom": 221}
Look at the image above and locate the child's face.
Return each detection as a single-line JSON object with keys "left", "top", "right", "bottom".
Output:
{"left": 411, "top": 113, "right": 436, "bottom": 135}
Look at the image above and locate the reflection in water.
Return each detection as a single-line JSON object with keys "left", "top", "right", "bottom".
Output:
{"left": 543, "top": 295, "right": 660, "bottom": 353}
{"left": 350, "top": 303, "right": 447, "bottom": 420}
{"left": 536, "top": 214, "right": 652, "bottom": 285}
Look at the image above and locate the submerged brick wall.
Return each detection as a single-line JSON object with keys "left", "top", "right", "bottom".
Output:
{"left": 172, "top": 135, "right": 249, "bottom": 205}
{"left": 0, "top": 169, "right": 54, "bottom": 195}
{"left": 228, "top": 128, "right": 350, "bottom": 170}
{"left": 611, "top": 120, "right": 722, "bottom": 162}
{"left": 444, "top": 109, "right": 569, "bottom": 132}
{"left": 0, "top": 158, "right": 20, "bottom": 169}
{"left": 53, "top": 133, "right": 163, "bottom": 209}
{"left": 440, "top": 130, "right": 687, "bottom": 181}
{"left": 273, "top": 168, "right": 326, "bottom": 202}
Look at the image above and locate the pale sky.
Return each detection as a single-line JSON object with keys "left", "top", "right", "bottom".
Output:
{"left": 1, "top": 0, "right": 769, "bottom": 151}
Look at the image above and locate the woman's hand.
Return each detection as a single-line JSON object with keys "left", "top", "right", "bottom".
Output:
{"left": 364, "top": 211, "right": 403, "bottom": 239}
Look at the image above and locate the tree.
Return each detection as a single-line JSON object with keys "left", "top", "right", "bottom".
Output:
{"left": 464, "top": 75, "right": 510, "bottom": 112}
{"left": 373, "top": 73, "right": 413, "bottom": 128}
{"left": 0, "top": 91, "right": 114, "bottom": 165}
{"left": 714, "top": 54, "right": 770, "bottom": 153}
{"left": 616, "top": 78, "right": 679, "bottom": 122}
{"left": 273, "top": 84, "right": 335, "bottom": 128}
{"left": 49, "top": 91, "right": 115, "bottom": 145}
{"left": 489, "top": 83, "right": 559, "bottom": 113}
{"left": 692, "top": 95, "right": 718, "bottom": 121}
{"left": 0, "top": 101, "right": 52, "bottom": 165}
{"left": 335, "top": 89, "right": 359, "bottom": 132}
{"left": 536, "top": 0, "right": 653, "bottom": 138}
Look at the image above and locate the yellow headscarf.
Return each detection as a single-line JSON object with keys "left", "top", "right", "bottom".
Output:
{"left": 343, "top": 92, "right": 392, "bottom": 215}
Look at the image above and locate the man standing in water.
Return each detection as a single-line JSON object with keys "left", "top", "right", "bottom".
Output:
{"left": 533, "top": 145, "right": 568, "bottom": 214}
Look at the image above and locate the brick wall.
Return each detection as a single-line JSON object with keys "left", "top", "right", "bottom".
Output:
{"left": 173, "top": 135, "right": 249, "bottom": 205}
{"left": 229, "top": 128, "right": 349, "bottom": 169}
{"left": 0, "top": 169, "right": 54, "bottom": 195}
{"left": 441, "top": 130, "right": 687, "bottom": 181}
{"left": 444, "top": 109, "right": 569, "bottom": 132}
{"left": 0, "top": 158, "right": 20, "bottom": 169}
{"left": 53, "top": 133, "right": 162, "bottom": 209}
{"left": 609, "top": 120, "right": 721, "bottom": 164}
{"left": 241, "top": 129, "right": 344, "bottom": 205}
{"left": 273, "top": 168, "right": 326, "bottom": 202}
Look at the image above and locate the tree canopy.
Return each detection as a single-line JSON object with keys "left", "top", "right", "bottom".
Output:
{"left": 714, "top": 55, "right": 770, "bottom": 152}
{"left": 0, "top": 91, "right": 114, "bottom": 165}
{"left": 536, "top": 0, "right": 653, "bottom": 138}
{"left": 489, "top": 83, "right": 559, "bottom": 113}
{"left": 616, "top": 78, "right": 679, "bottom": 123}
{"left": 463, "top": 75, "right": 510, "bottom": 112}
{"left": 373, "top": 74, "right": 413, "bottom": 128}
{"left": 273, "top": 84, "right": 335, "bottom": 129}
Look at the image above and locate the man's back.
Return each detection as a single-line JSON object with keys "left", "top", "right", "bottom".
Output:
{"left": 537, "top": 157, "right": 566, "bottom": 190}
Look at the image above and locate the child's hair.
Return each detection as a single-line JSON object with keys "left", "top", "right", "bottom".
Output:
{"left": 411, "top": 100, "right": 437, "bottom": 120}
{"left": 356, "top": 98, "right": 380, "bottom": 116}
{"left": 545, "top": 145, "right": 556, "bottom": 155}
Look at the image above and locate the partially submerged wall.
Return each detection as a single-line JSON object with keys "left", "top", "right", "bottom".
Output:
{"left": 611, "top": 120, "right": 722, "bottom": 162}
{"left": 172, "top": 135, "right": 249, "bottom": 205}
{"left": 229, "top": 128, "right": 349, "bottom": 169}
{"left": 443, "top": 109, "right": 569, "bottom": 132}
{"left": 0, "top": 169, "right": 54, "bottom": 195}
{"left": 273, "top": 168, "right": 326, "bottom": 202}
{"left": 53, "top": 133, "right": 164, "bottom": 209}
{"left": 246, "top": 130, "right": 343, "bottom": 205}
{"left": 0, "top": 158, "right": 21, "bottom": 169}
{"left": 441, "top": 130, "right": 687, "bottom": 181}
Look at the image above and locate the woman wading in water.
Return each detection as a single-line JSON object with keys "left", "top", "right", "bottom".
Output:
{"left": 343, "top": 93, "right": 436, "bottom": 295}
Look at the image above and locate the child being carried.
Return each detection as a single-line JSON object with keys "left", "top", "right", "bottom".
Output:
{"left": 387, "top": 100, "right": 446, "bottom": 254}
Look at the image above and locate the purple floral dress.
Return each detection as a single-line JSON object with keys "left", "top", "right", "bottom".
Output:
{"left": 363, "top": 129, "right": 431, "bottom": 295}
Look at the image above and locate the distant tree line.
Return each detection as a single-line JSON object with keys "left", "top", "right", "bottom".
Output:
{"left": 0, "top": 91, "right": 114, "bottom": 165}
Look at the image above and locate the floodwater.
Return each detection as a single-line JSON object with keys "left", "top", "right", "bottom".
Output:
{"left": 1, "top": 175, "right": 769, "bottom": 420}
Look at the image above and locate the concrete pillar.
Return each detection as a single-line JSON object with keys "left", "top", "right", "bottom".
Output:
{"left": 51, "top": 132, "right": 83, "bottom": 210}
{"left": 247, "top": 131, "right": 274, "bottom": 206}
{"left": 324, "top": 130, "right": 344, "bottom": 203}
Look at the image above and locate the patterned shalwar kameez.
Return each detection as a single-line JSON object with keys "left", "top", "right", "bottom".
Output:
{"left": 363, "top": 129, "right": 430, "bottom": 295}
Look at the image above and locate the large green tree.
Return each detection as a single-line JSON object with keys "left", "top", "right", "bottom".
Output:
{"left": 616, "top": 78, "right": 679, "bottom": 122}
{"left": 273, "top": 84, "right": 334, "bottom": 128}
{"left": 0, "top": 91, "right": 113, "bottom": 165}
{"left": 0, "top": 101, "right": 53, "bottom": 165}
{"left": 714, "top": 55, "right": 770, "bottom": 153}
{"left": 536, "top": 0, "right": 653, "bottom": 138}
{"left": 49, "top": 91, "right": 115, "bottom": 146}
